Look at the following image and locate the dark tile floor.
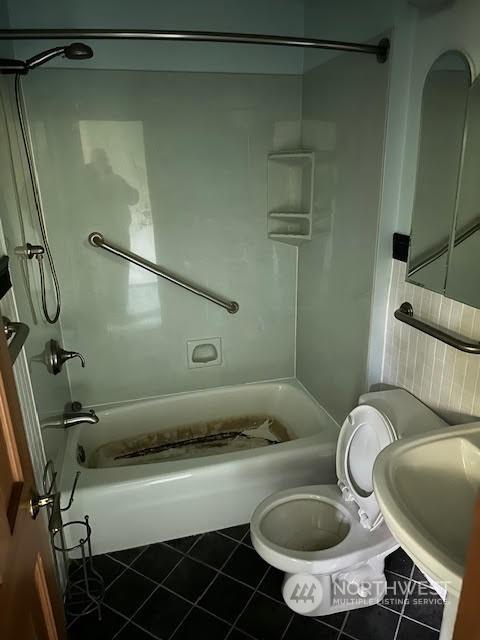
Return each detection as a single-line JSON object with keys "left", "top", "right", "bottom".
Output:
{"left": 67, "top": 525, "right": 444, "bottom": 640}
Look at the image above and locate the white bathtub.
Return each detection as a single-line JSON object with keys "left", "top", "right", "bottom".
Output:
{"left": 60, "top": 380, "right": 339, "bottom": 555}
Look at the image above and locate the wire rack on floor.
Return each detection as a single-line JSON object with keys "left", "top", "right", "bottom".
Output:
{"left": 54, "top": 515, "right": 105, "bottom": 620}
{"left": 41, "top": 460, "right": 104, "bottom": 621}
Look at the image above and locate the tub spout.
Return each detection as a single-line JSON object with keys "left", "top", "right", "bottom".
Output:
{"left": 41, "top": 408, "right": 99, "bottom": 430}
{"left": 63, "top": 410, "right": 99, "bottom": 428}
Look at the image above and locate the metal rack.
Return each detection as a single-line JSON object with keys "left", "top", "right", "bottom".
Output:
{"left": 38, "top": 461, "right": 104, "bottom": 620}
{"left": 54, "top": 516, "right": 104, "bottom": 619}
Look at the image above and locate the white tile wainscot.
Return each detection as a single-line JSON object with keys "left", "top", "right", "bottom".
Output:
{"left": 382, "top": 260, "right": 480, "bottom": 417}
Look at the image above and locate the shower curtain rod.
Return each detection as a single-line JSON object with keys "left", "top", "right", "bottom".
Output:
{"left": 0, "top": 30, "right": 390, "bottom": 63}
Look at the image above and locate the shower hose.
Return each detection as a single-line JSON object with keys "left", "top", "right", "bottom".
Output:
{"left": 14, "top": 73, "right": 61, "bottom": 324}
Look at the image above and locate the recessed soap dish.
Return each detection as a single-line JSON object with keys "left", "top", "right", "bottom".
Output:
{"left": 187, "top": 337, "right": 222, "bottom": 368}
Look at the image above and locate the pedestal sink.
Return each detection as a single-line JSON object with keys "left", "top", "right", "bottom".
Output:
{"left": 373, "top": 421, "right": 480, "bottom": 639}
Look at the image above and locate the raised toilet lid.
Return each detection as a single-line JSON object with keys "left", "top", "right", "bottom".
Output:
{"left": 336, "top": 405, "right": 396, "bottom": 531}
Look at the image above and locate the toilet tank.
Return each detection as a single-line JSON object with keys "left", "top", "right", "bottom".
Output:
{"left": 358, "top": 389, "right": 448, "bottom": 439}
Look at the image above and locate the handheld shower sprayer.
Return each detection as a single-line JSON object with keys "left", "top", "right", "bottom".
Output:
{"left": 25, "top": 42, "right": 93, "bottom": 70}
{"left": 4, "top": 43, "right": 94, "bottom": 323}
{"left": 0, "top": 42, "right": 93, "bottom": 74}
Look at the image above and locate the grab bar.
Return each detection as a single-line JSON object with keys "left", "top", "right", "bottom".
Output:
{"left": 88, "top": 232, "right": 239, "bottom": 314}
{"left": 394, "top": 302, "right": 480, "bottom": 354}
{"left": 2, "top": 316, "right": 30, "bottom": 363}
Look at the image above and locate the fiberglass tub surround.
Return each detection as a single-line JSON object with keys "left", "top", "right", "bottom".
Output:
{"left": 24, "top": 67, "right": 302, "bottom": 407}
{"left": 60, "top": 381, "right": 339, "bottom": 555}
{"left": 18, "top": 25, "right": 391, "bottom": 423}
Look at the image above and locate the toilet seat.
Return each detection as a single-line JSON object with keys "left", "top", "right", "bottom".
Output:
{"left": 251, "top": 485, "right": 396, "bottom": 575}
{"left": 336, "top": 405, "right": 396, "bottom": 531}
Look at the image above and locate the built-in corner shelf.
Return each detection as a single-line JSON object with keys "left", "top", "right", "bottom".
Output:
{"left": 267, "top": 151, "right": 314, "bottom": 246}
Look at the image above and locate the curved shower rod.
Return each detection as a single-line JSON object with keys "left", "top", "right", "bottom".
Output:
{"left": 0, "top": 29, "right": 390, "bottom": 63}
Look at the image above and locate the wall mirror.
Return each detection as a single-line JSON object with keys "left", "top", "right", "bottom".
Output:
{"left": 445, "top": 73, "right": 480, "bottom": 306}
{"left": 407, "top": 50, "right": 471, "bottom": 296}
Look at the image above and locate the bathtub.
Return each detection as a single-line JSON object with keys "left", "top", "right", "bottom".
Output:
{"left": 60, "top": 380, "right": 339, "bottom": 555}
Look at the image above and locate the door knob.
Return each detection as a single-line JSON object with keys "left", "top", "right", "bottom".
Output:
{"left": 30, "top": 490, "right": 56, "bottom": 519}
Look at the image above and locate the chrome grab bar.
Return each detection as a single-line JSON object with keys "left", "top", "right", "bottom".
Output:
{"left": 394, "top": 302, "right": 480, "bottom": 354}
{"left": 88, "top": 232, "right": 239, "bottom": 314}
{"left": 2, "top": 316, "right": 30, "bottom": 363}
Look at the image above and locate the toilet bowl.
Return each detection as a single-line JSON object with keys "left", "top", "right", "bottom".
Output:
{"left": 250, "top": 389, "right": 448, "bottom": 617}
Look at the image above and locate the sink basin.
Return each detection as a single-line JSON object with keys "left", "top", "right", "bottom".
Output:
{"left": 373, "top": 421, "right": 480, "bottom": 597}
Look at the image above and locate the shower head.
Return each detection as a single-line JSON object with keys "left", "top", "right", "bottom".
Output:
{"left": 0, "top": 42, "right": 93, "bottom": 74}
{"left": 64, "top": 42, "right": 94, "bottom": 60}
{"left": 26, "top": 42, "right": 93, "bottom": 69}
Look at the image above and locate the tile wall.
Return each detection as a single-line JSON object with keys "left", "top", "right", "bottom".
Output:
{"left": 382, "top": 260, "right": 480, "bottom": 418}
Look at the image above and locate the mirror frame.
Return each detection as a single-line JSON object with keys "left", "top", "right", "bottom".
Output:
{"left": 406, "top": 49, "right": 473, "bottom": 296}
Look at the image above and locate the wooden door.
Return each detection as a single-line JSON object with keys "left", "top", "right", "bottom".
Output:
{"left": 453, "top": 495, "right": 480, "bottom": 639}
{"left": 0, "top": 318, "right": 66, "bottom": 639}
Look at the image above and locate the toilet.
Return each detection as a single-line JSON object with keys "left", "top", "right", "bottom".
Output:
{"left": 250, "top": 389, "right": 447, "bottom": 617}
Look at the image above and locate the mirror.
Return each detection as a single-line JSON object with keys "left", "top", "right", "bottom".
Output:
{"left": 445, "top": 75, "right": 480, "bottom": 306}
{"left": 407, "top": 50, "right": 471, "bottom": 294}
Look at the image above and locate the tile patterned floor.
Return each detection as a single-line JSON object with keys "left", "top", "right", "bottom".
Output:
{"left": 67, "top": 525, "right": 444, "bottom": 640}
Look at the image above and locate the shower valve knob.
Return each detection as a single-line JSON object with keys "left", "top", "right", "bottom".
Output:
{"left": 44, "top": 339, "right": 86, "bottom": 375}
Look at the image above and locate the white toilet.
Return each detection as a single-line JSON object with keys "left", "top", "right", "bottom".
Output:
{"left": 250, "top": 389, "right": 447, "bottom": 617}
